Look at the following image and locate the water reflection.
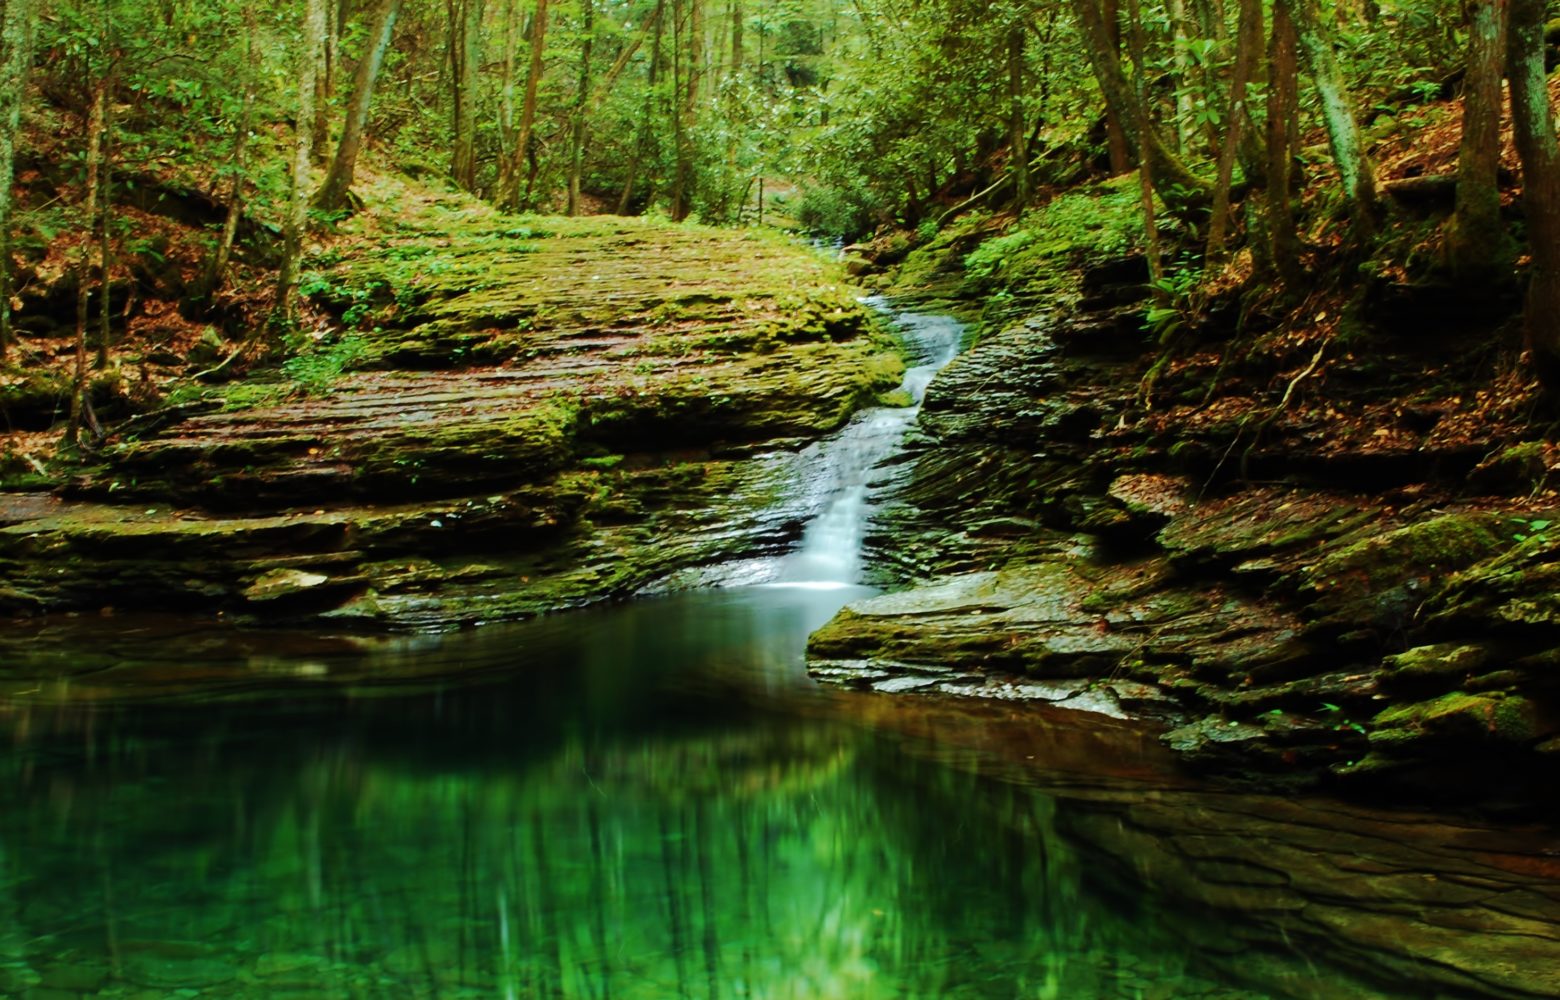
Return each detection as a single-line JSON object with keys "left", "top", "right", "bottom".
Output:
{"left": 1, "top": 590, "right": 1557, "bottom": 999}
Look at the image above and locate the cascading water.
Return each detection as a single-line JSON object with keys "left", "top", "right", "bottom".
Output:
{"left": 767, "top": 299, "right": 964, "bottom": 587}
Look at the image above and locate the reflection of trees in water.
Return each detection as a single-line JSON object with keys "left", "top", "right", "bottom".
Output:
{"left": 0, "top": 709, "right": 1273, "bottom": 1000}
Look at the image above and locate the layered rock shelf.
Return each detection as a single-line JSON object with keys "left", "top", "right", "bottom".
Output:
{"left": 0, "top": 201, "right": 902, "bottom": 628}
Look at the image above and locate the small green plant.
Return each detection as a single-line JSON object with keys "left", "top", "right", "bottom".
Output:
{"left": 1320, "top": 702, "right": 1367, "bottom": 736}
{"left": 281, "top": 335, "right": 371, "bottom": 396}
{"left": 1511, "top": 517, "right": 1552, "bottom": 542}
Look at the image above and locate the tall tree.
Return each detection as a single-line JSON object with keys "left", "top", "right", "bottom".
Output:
{"left": 1265, "top": 0, "right": 1302, "bottom": 285}
{"left": 0, "top": 0, "right": 36, "bottom": 363}
{"left": 497, "top": 0, "right": 519, "bottom": 203}
{"left": 1281, "top": 0, "right": 1377, "bottom": 234}
{"left": 617, "top": 0, "right": 665, "bottom": 214}
{"left": 1447, "top": 0, "right": 1510, "bottom": 283}
{"left": 67, "top": 79, "right": 105, "bottom": 445}
{"left": 1206, "top": 0, "right": 1261, "bottom": 256}
{"left": 506, "top": 0, "right": 549, "bottom": 210}
{"left": 566, "top": 0, "right": 594, "bottom": 215}
{"left": 201, "top": 4, "right": 258, "bottom": 298}
{"left": 450, "top": 0, "right": 485, "bottom": 192}
{"left": 313, "top": 0, "right": 402, "bottom": 213}
{"left": 1507, "top": 0, "right": 1560, "bottom": 386}
{"left": 1006, "top": 23, "right": 1029, "bottom": 208}
{"left": 1071, "top": 0, "right": 1211, "bottom": 210}
{"left": 274, "top": 0, "right": 327, "bottom": 326}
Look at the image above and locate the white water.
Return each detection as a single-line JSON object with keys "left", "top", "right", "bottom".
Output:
{"left": 768, "top": 301, "right": 964, "bottom": 586}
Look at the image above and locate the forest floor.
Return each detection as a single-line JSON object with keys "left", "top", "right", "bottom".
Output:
{"left": 0, "top": 172, "right": 903, "bottom": 631}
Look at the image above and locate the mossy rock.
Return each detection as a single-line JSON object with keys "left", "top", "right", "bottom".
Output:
{"left": 1370, "top": 690, "right": 1542, "bottom": 747}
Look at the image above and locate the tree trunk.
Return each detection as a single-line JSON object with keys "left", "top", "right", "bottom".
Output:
{"left": 729, "top": 0, "right": 741, "bottom": 75}
{"left": 1266, "top": 0, "right": 1302, "bottom": 285}
{"left": 1101, "top": 0, "right": 1131, "bottom": 174}
{"left": 509, "top": 0, "right": 549, "bottom": 211}
{"left": 205, "top": 6, "right": 256, "bottom": 296}
{"left": 566, "top": 0, "right": 593, "bottom": 215}
{"left": 1508, "top": 0, "right": 1560, "bottom": 386}
{"left": 1281, "top": 0, "right": 1378, "bottom": 233}
{"left": 670, "top": 0, "right": 689, "bottom": 220}
{"left": 312, "top": 0, "right": 338, "bottom": 159}
{"left": 273, "top": 0, "right": 326, "bottom": 327}
{"left": 450, "top": 0, "right": 485, "bottom": 192}
{"left": 0, "top": 0, "right": 35, "bottom": 364}
{"left": 96, "top": 31, "right": 116, "bottom": 371}
{"left": 1007, "top": 25, "right": 1030, "bottom": 208}
{"left": 617, "top": 0, "right": 664, "bottom": 215}
{"left": 1124, "top": 0, "right": 1165, "bottom": 293}
{"left": 1448, "top": 0, "right": 1510, "bottom": 283}
{"left": 1167, "top": 0, "right": 1196, "bottom": 151}
{"left": 1072, "top": 0, "right": 1211, "bottom": 210}
{"left": 1207, "top": 0, "right": 1261, "bottom": 256}
{"left": 67, "top": 80, "right": 105, "bottom": 446}
{"left": 313, "top": 0, "right": 401, "bottom": 213}
{"left": 497, "top": 0, "right": 518, "bottom": 205}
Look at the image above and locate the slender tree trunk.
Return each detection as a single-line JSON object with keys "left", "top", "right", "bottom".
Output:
{"left": 1167, "top": 0, "right": 1196, "bottom": 150}
{"left": 273, "top": 0, "right": 326, "bottom": 326}
{"left": 730, "top": 0, "right": 742, "bottom": 75}
{"left": 1266, "top": 0, "right": 1302, "bottom": 285}
{"left": 510, "top": 0, "right": 549, "bottom": 211}
{"left": 617, "top": 0, "right": 664, "bottom": 214}
{"left": 670, "top": 0, "right": 689, "bottom": 220}
{"left": 1207, "top": 0, "right": 1261, "bottom": 256}
{"left": 1007, "top": 25, "right": 1030, "bottom": 208}
{"left": 1124, "top": 0, "right": 1165, "bottom": 293}
{"left": 566, "top": 0, "right": 593, "bottom": 215}
{"left": 1072, "top": 0, "right": 1211, "bottom": 209}
{"left": 313, "top": 0, "right": 401, "bottom": 213}
{"left": 312, "top": 0, "right": 338, "bottom": 159}
{"left": 450, "top": 0, "right": 485, "bottom": 192}
{"left": 0, "top": 0, "right": 35, "bottom": 364}
{"left": 67, "top": 80, "right": 104, "bottom": 445}
{"left": 1101, "top": 0, "right": 1131, "bottom": 174}
{"left": 1508, "top": 0, "right": 1560, "bottom": 386}
{"left": 1448, "top": 0, "right": 1510, "bottom": 283}
{"left": 497, "top": 0, "right": 518, "bottom": 205}
{"left": 96, "top": 33, "right": 116, "bottom": 371}
{"left": 1281, "top": 0, "right": 1377, "bottom": 233}
{"left": 206, "top": 6, "right": 256, "bottom": 296}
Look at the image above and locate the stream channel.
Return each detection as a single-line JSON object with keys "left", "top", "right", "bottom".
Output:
{"left": 2, "top": 306, "right": 1559, "bottom": 999}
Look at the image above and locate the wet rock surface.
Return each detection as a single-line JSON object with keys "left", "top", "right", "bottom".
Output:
{"left": 810, "top": 260, "right": 1560, "bottom": 809}
{"left": 0, "top": 215, "right": 901, "bottom": 628}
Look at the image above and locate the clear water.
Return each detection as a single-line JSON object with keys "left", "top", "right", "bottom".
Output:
{"left": 2, "top": 307, "right": 1557, "bottom": 999}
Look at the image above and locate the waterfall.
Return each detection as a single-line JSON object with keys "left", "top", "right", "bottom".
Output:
{"left": 767, "top": 301, "right": 964, "bottom": 588}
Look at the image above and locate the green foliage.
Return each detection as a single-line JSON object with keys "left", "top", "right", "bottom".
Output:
{"left": 281, "top": 335, "right": 371, "bottom": 395}
{"left": 795, "top": 181, "right": 887, "bottom": 240}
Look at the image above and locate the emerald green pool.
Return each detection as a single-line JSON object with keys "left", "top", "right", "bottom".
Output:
{"left": 1, "top": 586, "right": 1557, "bottom": 999}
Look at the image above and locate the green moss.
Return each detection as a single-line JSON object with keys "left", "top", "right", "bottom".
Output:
{"left": 1371, "top": 690, "right": 1539, "bottom": 744}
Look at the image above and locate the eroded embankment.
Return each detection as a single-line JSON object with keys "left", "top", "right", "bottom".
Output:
{"left": 0, "top": 200, "right": 902, "bottom": 628}
{"left": 809, "top": 205, "right": 1560, "bottom": 809}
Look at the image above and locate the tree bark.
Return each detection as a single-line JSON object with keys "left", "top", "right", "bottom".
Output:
{"left": 1448, "top": 0, "right": 1510, "bottom": 283}
{"left": 450, "top": 0, "right": 485, "bottom": 192}
{"left": 566, "top": 0, "right": 593, "bottom": 215}
{"left": 497, "top": 0, "right": 518, "bottom": 205}
{"left": 96, "top": 27, "right": 116, "bottom": 371}
{"left": 1266, "top": 0, "right": 1302, "bottom": 285}
{"left": 1072, "top": 0, "right": 1211, "bottom": 210}
{"left": 67, "top": 80, "right": 104, "bottom": 446}
{"left": 1207, "top": 0, "right": 1261, "bottom": 256}
{"left": 0, "top": 0, "right": 35, "bottom": 364}
{"left": 508, "top": 0, "right": 549, "bottom": 211}
{"left": 1281, "top": 0, "right": 1378, "bottom": 233}
{"left": 273, "top": 0, "right": 326, "bottom": 327}
{"left": 1007, "top": 24, "right": 1030, "bottom": 208}
{"left": 1124, "top": 0, "right": 1165, "bottom": 293}
{"left": 1508, "top": 0, "right": 1560, "bottom": 386}
{"left": 1101, "top": 0, "right": 1131, "bottom": 174}
{"left": 312, "top": 0, "right": 338, "bottom": 160}
{"left": 313, "top": 0, "right": 401, "bottom": 213}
